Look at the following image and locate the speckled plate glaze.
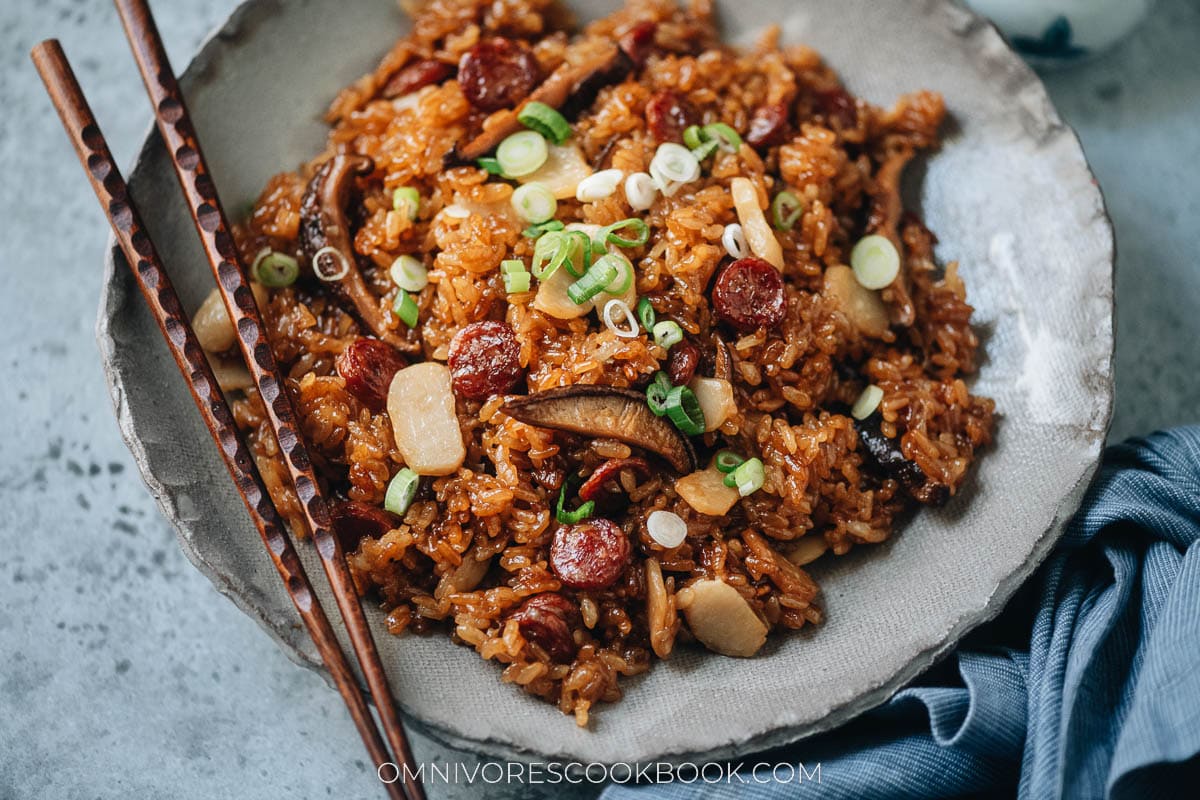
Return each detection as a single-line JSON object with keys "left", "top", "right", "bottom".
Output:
{"left": 97, "top": 0, "right": 1114, "bottom": 764}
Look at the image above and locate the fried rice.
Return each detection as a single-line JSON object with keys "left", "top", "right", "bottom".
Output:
{"left": 211, "top": 0, "right": 996, "bottom": 725}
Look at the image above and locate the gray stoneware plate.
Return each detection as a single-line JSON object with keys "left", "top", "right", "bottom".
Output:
{"left": 98, "top": 0, "right": 1114, "bottom": 764}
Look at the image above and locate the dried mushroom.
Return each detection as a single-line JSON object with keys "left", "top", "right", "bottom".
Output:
{"left": 503, "top": 386, "right": 697, "bottom": 472}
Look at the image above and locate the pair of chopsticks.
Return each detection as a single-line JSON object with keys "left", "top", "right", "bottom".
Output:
{"left": 32, "top": 2, "right": 426, "bottom": 799}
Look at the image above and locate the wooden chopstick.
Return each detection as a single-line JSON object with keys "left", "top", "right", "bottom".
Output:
{"left": 106, "top": 3, "right": 427, "bottom": 799}
{"left": 30, "top": 39, "right": 409, "bottom": 800}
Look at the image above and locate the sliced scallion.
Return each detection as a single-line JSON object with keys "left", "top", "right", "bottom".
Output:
{"left": 522, "top": 219, "right": 565, "bottom": 238}
{"left": 636, "top": 297, "right": 656, "bottom": 331}
{"left": 392, "top": 187, "right": 420, "bottom": 220}
{"left": 602, "top": 298, "right": 639, "bottom": 338}
{"left": 504, "top": 270, "right": 531, "bottom": 294}
{"left": 624, "top": 172, "right": 658, "bottom": 212}
{"left": 645, "top": 371, "right": 672, "bottom": 417}
{"left": 652, "top": 320, "right": 683, "bottom": 349}
{"left": 392, "top": 288, "right": 420, "bottom": 328}
{"left": 384, "top": 468, "right": 420, "bottom": 516}
{"left": 563, "top": 230, "right": 592, "bottom": 278}
{"left": 555, "top": 476, "right": 595, "bottom": 525}
{"left": 701, "top": 122, "right": 742, "bottom": 153}
{"left": 663, "top": 384, "right": 705, "bottom": 436}
{"left": 389, "top": 254, "right": 428, "bottom": 292}
{"left": 477, "top": 157, "right": 506, "bottom": 176}
{"left": 598, "top": 217, "right": 650, "bottom": 248}
{"left": 722, "top": 457, "right": 764, "bottom": 496}
{"left": 649, "top": 142, "right": 700, "bottom": 197}
{"left": 252, "top": 249, "right": 299, "bottom": 288}
{"left": 682, "top": 125, "right": 704, "bottom": 150}
{"left": 512, "top": 182, "right": 557, "bottom": 224}
{"left": 771, "top": 191, "right": 802, "bottom": 231}
{"left": 531, "top": 231, "right": 571, "bottom": 279}
{"left": 567, "top": 257, "right": 619, "bottom": 305}
{"left": 597, "top": 253, "right": 634, "bottom": 296}
{"left": 850, "top": 234, "right": 901, "bottom": 290}
{"left": 575, "top": 169, "right": 624, "bottom": 203}
{"left": 496, "top": 130, "right": 548, "bottom": 178}
{"left": 690, "top": 138, "right": 720, "bottom": 161}
{"left": 714, "top": 450, "right": 745, "bottom": 473}
{"left": 501, "top": 259, "right": 531, "bottom": 293}
{"left": 518, "top": 101, "right": 571, "bottom": 145}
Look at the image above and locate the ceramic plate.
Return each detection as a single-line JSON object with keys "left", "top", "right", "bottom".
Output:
{"left": 98, "top": 0, "right": 1114, "bottom": 763}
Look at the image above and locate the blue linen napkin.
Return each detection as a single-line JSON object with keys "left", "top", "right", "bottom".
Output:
{"left": 603, "top": 428, "right": 1200, "bottom": 798}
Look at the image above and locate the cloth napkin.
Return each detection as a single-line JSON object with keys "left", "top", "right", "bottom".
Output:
{"left": 603, "top": 427, "right": 1200, "bottom": 798}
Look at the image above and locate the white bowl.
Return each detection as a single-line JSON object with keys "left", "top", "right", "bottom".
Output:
{"left": 98, "top": 0, "right": 1114, "bottom": 763}
{"left": 966, "top": 0, "right": 1154, "bottom": 65}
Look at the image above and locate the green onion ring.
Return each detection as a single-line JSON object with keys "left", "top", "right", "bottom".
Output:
{"left": 384, "top": 468, "right": 420, "bottom": 516}
{"left": 597, "top": 253, "right": 634, "bottom": 296}
{"left": 663, "top": 385, "right": 705, "bottom": 436}
{"left": 652, "top": 320, "right": 683, "bottom": 349}
{"left": 567, "top": 257, "right": 620, "bottom": 305}
{"left": 392, "top": 288, "right": 420, "bottom": 328}
{"left": 645, "top": 371, "right": 672, "bottom": 417}
{"left": 636, "top": 297, "right": 656, "bottom": 331}
{"left": 714, "top": 450, "right": 745, "bottom": 473}
{"left": 518, "top": 101, "right": 572, "bottom": 145}
{"left": 563, "top": 230, "right": 593, "bottom": 278}
{"left": 252, "top": 249, "right": 300, "bottom": 288}
{"left": 555, "top": 475, "right": 595, "bottom": 524}
{"left": 701, "top": 122, "right": 742, "bottom": 152}
{"left": 598, "top": 217, "right": 651, "bottom": 248}
{"left": 771, "top": 191, "right": 803, "bottom": 231}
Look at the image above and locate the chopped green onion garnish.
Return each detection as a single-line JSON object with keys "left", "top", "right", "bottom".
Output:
{"left": 771, "top": 191, "right": 802, "bottom": 231}
{"left": 476, "top": 157, "right": 506, "bottom": 176}
{"left": 663, "top": 384, "right": 705, "bottom": 436}
{"left": 522, "top": 219, "right": 565, "bottom": 238}
{"left": 850, "top": 234, "right": 901, "bottom": 290}
{"left": 652, "top": 320, "right": 683, "bottom": 349}
{"left": 598, "top": 217, "right": 650, "bottom": 248}
{"left": 649, "top": 143, "right": 701, "bottom": 197}
{"left": 512, "top": 182, "right": 557, "bottom": 223}
{"left": 392, "top": 288, "right": 419, "bottom": 328}
{"left": 496, "top": 130, "right": 548, "bottom": 178}
{"left": 567, "top": 257, "right": 619, "bottom": 305}
{"left": 722, "top": 457, "right": 764, "bottom": 496}
{"left": 504, "top": 270, "right": 532, "bottom": 293}
{"left": 518, "top": 102, "right": 570, "bottom": 145}
{"left": 501, "top": 259, "right": 527, "bottom": 275}
{"left": 390, "top": 254, "right": 428, "bottom": 292}
{"left": 682, "top": 125, "right": 704, "bottom": 150}
{"left": 555, "top": 476, "right": 595, "bottom": 525}
{"left": 392, "top": 187, "right": 420, "bottom": 220}
{"left": 645, "top": 371, "right": 672, "bottom": 417}
{"left": 636, "top": 297, "right": 656, "bottom": 331}
{"left": 690, "top": 139, "right": 720, "bottom": 161}
{"left": 531, "top": 231, "right": 571, "bottom": 279}
{"left": 252, "top": 249, "right": 299, "bottom": 288}
{"left": 596, "top": 253, "right": 634, "bottom": 296}
{"left": 563, "top": 230, "right": 592, "bottom": 278}
{"left": 715, "top": 450, "right": 745, "bottom": 473}
{"left": 517, "top": 101, "right": 572, "bottom": 145}
{"left": 702, "top": 123, "right": 742, "bottom": 153}
{"left": 384, "top": 468, "right": 420, "bottom": 516}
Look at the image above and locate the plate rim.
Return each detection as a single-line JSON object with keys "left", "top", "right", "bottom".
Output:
{"left": 96, "top": 0, "right": 1115, "bottom": 764}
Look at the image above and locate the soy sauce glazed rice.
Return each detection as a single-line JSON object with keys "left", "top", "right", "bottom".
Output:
{"left": 221, "top": 0, "right": 995, "bottom": 725}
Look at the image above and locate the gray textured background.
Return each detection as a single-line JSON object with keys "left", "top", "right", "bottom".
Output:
{"left": 1, "top": 0, "right": 1197, "bottom": 798}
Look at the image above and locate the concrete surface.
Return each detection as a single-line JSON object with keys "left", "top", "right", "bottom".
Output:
{"left": 0, "top": 0, "right": 1197, "bottom": 797}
